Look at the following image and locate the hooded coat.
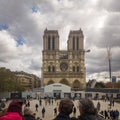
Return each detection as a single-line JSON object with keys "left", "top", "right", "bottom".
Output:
{"left": 0, "top": 99, "right": 23, "bottom": 120}
{"left": 0, "top": 112, "right": 23, "bottom": 120}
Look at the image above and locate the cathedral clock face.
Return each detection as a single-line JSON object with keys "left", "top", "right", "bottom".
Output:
{"left": 60, "top": 62, "right": 68, "bottom": 71}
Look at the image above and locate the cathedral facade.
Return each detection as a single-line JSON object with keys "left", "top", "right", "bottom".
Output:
{"left": 42, "top": 28, "right": 86, "bottom": 90}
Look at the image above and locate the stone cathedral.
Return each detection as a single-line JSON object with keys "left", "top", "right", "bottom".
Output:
{"left": 42, "top": 28, "right": 86, "bottom": 90}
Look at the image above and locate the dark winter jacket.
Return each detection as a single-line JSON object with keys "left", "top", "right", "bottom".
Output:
{"left": 54, "top": 112, "right": 71, "bottom": 120}
{"left": 23, "top": 114, "right": 36, "bottom": 120}
{"left": 78, "top": 114, "right": 105, "bottom": 120}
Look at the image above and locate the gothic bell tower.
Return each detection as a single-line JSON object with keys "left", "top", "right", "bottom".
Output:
{"left": 42, "top": 28, "right": 59, "bottom": 86}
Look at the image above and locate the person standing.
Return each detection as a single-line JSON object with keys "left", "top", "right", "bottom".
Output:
{"left": 35, "top": 103, "right": 39, "bottom": 112}
{"left": 39, "top": 99, "right": 42, "bottom": 106}
{"left": 115, "top": 109, "right": 119, "bottom": 120}
{"left": 112, "top": 99, "right": 114, "bottom": 106}
{"left": 54, "top": 107, "right": 57, "bottom": 116}
{"left": 27, "top": 100, "right": 30, "bottom": 107}
{"left": 97, "top": 101, "right": 101, "bottom": 112}
{"left": 41, "top": 107, "right": 45, "bottom": 118}
{"left": 52, "top": 99, "right": 54, "bottom": 105}
{"left": 104, "top": 110, "right": 109, "bottom": 119}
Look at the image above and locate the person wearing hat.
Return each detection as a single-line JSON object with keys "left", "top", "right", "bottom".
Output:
{"left": 23, "top": 107, "right": 36, "bottom": 120}
{"left": 78, "top": 98, "right": 105, "bottom": 120}
{"left": 0, "top": 99, "right": 23, "bottom": 120}
{"left": 54, "top": 98, "right": 74, "bottom": 120}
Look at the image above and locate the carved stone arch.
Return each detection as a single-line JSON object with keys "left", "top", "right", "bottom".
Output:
{"left": 72, "top": 80, "right": 82, "bottom": 90}
{"left": 47, "top": 80, "right": 54, "bottom": 85}
{"left": 60, "top": 79, "right": 69, "bottom": 86}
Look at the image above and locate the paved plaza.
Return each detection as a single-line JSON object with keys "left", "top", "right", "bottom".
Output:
{"left": 23, "top": 99, "right": 120, "bottom": 120}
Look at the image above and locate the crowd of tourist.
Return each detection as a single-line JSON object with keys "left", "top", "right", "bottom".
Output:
{"left": 100, "top": 110, "right": 119, "bottom": 120}
{"left": 0, "top": 97, "right": 119, "bottom": 120}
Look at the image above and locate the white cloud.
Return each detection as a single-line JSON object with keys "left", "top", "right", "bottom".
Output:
{"left": 0, "top": 30, "right": 17, "bottom": 61}
{"left": 0, "top": 0, "right": 120, "bottom": 80}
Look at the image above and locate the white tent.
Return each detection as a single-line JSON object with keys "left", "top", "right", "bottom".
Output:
{"left": 44, "top": 83, "right": 71, "bottom": 98}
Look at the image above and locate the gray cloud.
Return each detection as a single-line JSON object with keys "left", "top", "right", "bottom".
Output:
{"left": 98, "top": 0, "right": 120, "bottom": 12}
{"left": 0, "top": 0, "right": 120, "bottom": 80}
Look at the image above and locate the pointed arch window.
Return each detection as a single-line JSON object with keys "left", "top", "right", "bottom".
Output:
{"left": 48, "top": 66, "right": 51, "bottom": 72}
{"left": 77, "top": 36, "right": 79, "bottom": 50}
{"left": 48, "top": 35, "right": 51, "bottom": 50}
{"left": 52, "top": 36, "right": 55, "bottom": 50}
{"left": 52, "top": 66, "right": 55, "bottom": 72}
{"left": 77, "top": 66, "right": 79, "bottom": 72}
{"left": 73, "top": 36, "right": 75, "bottom": 50}
{"left": 73, "top": 66, "right": 75, "bottom": 72}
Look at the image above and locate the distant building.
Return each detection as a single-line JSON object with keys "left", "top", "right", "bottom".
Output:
{"left": 42, "top": 28, "right": 86, "bottom": 90}
{"left": 14, "top": 71, "right": 41, "bottom": 90}
{"left": 112, "top": 76, "right": 116, "bottom": 83}
{"left": 0, "top": 67, "right": 41, "bottom": 91}
{"left": 0, "top": 67, "right": 10, "bottom": 72}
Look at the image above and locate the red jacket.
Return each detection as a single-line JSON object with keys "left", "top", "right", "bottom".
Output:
{"left": 0, "top": 112, "right": 23, "bottom": 120}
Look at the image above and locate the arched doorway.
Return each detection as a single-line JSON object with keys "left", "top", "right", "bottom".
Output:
{"left": 72, "top": 80, "right": 82, "bottom": 91}
{"left": 60, "top": 79, "right": 69, "bottom": 86}
{"left": 47, "top": 80, "right": 54, "bottom": 85}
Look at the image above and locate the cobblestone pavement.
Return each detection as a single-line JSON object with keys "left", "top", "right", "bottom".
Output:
{"left": 25, "top": 99, "right": 120, "bottom": 120}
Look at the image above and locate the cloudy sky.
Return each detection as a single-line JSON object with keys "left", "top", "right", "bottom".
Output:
{"left": 0, "top": 0, "right": 120, "bottom": 82}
